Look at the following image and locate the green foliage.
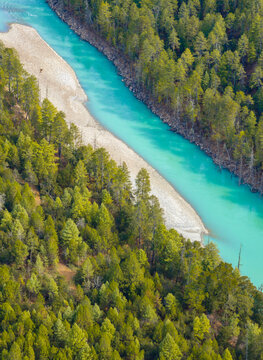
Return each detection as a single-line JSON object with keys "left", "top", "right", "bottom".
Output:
{"left": 159, "top": 333, "right": 182, "bottom": 360}
{"left": 61, "top": 219, "right": 83, "bottom": 263}
{"left": 62, "top": 0, "right": 263, "bottom": 181}
{"left": 193, "top": 314, "right": 210, "bottom": 342}
{"left": 0, "top": 39, "right": 261, "bottom": 360}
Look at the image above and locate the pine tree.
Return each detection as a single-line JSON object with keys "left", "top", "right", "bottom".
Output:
{"left": 68, "top": 323, "right": 87, "bottom": 357}
{"left": 26, "top": 273, "right": 40, "bottom": 295}
{"left": 135, "top": 168, "right": 151, "bottom": 202}
{"left": 74, "top": 160, "right": 88, "bottom": 188}
{"left": 223, "top": 348, "right": 233, "bottom": 360}
{"left": 8, "top": 341, "right": 22, "bottom": 360}
{"left": 61, "top": 219, "right": 82, "bottom": 263}
{"left": 97, "top": 1, "right": 112, "bottom": 36}
{"left": 169, "top": 29, "right": 180, "bottom": 51}
{"left": 12, "top": 239, "right": 28, "bottom": 267}
{"left": 159, "top": 333, "right": 182, "bottom": 360}
{"left": 193, "top": 314, "right": 210, "bottom": 342}
{"left": 41, "top": 98, "right": 57, "bottom": 141}
{"left": 54, "top": 319, "right": 68, "bottom": 347}
{"left": 165, "top": 293, "right": 178, "bottom": 320}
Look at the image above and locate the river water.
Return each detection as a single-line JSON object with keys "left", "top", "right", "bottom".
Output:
{"left": 0, "top": 0, "right": 263, "bottom": 287}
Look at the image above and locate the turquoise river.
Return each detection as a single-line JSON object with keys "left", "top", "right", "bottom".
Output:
{"left": 0, "top": 0, "right": 263, "bottom": 286}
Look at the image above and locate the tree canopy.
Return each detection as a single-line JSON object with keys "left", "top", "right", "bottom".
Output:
{"left": 0, "top": 40, "right": 262, "bottom": 359}
{"left": 56, "top": 0, "right": 263, "bottom": 189}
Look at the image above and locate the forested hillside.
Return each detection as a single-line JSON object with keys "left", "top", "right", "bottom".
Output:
{"left": 49, "top": 0, "right": 263, "bottom": 191}
{"left": 0, "top": 41, "right": 263, "bottom": 359}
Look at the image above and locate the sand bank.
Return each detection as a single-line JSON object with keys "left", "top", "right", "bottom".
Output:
{"left": 0, "top": 24, "right": 207, "bottom": 241}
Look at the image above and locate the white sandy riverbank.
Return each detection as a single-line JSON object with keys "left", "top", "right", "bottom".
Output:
{"left": 0, "top": 24, "right": 207, "bottom": 241}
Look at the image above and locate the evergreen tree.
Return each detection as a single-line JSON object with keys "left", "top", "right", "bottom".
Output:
{"left": 159, "top": 333, "right": 182, "bottom": 360}
{"left": 61, "top": 218, "right": 83, "bottom": 263}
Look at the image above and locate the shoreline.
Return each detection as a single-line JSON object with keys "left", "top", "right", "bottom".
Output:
{"left": 46, "top": 0, "right": 263, "bottom": 194}
{"left": 0, "top": 23, "right": 207, "bottom": 242}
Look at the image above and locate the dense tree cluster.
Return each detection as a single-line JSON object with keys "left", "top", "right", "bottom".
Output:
{"left": 0, "top": 42, "right": 263, "bottom": 359}
{"left": 59, "top": 0, "right": 263, "bottom": 184}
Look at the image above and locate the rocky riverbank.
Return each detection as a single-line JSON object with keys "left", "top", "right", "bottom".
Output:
{"left": 46, "top": 0, "right": 263, "bottom": 194}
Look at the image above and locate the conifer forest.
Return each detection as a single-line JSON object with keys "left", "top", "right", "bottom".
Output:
{"left": 0, "top": 0, "right": 263, "bottom": 359}
{"left": 0, "top": 39, "right": 262, "bottom": 359}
